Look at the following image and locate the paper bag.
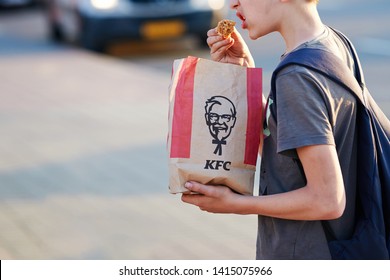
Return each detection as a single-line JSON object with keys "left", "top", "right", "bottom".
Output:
{"left": 167, "top": 56, "right": 262, "bottom": 195}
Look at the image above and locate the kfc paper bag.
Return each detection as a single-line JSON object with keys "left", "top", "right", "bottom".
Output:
{"left": 168, "top": 56, "right": 262, "bottom": 195}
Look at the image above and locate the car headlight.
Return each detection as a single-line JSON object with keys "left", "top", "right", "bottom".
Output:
{"left": 208, "top": 0, "right": 226, "bottom": 10}
{"left": 90, "top": 0, "right": 119, "bottom": 10}
{"left": 191, "top": 0, "right": 226, "bottom": 10}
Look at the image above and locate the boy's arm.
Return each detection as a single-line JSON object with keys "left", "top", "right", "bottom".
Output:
{"left": 182, "top": 144, "right": 346, "bottom": 221}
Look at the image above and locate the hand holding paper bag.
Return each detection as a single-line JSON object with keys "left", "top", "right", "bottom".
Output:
{"left": 167, "top": 56, "right": 262, "bottom": 195}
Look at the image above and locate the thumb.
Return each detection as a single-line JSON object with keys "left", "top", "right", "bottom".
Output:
{"left": 185, "top": 181, "right": 215, "bottom": 196}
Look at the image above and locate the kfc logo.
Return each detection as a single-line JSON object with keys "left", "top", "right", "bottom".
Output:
{"left": 204, "top": 96, "right": 237, "bottom": 156}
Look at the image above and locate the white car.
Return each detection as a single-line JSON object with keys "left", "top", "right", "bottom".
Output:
{"left": 46, "top": 0, "right": 228, "bottom": 52}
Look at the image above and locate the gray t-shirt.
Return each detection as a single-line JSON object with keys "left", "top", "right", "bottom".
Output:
{"left": 257, "top": 26, "right": 358, "bottom": 260}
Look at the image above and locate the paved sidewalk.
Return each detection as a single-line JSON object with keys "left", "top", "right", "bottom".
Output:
{"left": 0, "top": 50, "right": 257, "bottom": 259}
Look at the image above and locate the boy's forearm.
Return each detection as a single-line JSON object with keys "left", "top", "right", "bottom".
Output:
{"left": 236, "top": 184, "right": 342, "bottom": 220}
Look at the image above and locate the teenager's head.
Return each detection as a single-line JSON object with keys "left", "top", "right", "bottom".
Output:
{"left": 230, "top": 0, "right": 320, "bottom": 40}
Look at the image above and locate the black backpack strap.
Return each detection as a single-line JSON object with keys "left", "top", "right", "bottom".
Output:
{"left": 327, "top": 26, "right": 365, "bottom": 88}
{"left": 271, "top": 47, "right": 365, "bottom": 107}
{"left": 271, "top": 40, "right": 390, "bottom": 150}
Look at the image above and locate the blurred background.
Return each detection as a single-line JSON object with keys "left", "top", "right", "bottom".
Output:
{"left": 0, "top": 0, "right": 389, "bottom": 259}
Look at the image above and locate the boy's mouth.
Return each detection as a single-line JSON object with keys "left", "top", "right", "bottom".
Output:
{"left": 236, "top": 12, "right": 246, "bottom": 21}
{"left": 236, "top": 12, "right": 247, "bottom": 29}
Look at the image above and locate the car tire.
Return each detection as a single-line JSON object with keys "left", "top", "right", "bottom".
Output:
{"left": 77, "top": 15, "right": 106, "bottom": 52}
{"left": 49, "top": 21, "right": 64, "bottom": 42}
{"left": 46, "top": 2, "right": 64, "bottom": 42}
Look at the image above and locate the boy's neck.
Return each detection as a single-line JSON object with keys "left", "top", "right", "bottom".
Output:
{"left": 280, "top": 2, "right": 324, "bottom": 54}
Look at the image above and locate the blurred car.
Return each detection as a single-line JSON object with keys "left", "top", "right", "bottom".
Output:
{"left": 0, "top": 0, "right": 35, "bottom": 7}
{"left": 45, "top": 0, "right": 228, "bottom": 52}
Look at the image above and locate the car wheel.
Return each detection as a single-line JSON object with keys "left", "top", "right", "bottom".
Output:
{"left": 46, "top": 2, "right": 64, "bottom": 42}
{"left": 49, "top": 21, "right": 64, "bottom": 42}
{"left": 76, "top": 15, "right": 106, "bottom": 52}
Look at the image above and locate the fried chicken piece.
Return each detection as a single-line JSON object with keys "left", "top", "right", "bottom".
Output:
{"left": 217, "top": 19, "right": 236, "bottom": 38}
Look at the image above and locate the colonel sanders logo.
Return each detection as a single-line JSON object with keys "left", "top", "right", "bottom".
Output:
{"left": 204, "top": 96, "right": 237, "bottom": 156}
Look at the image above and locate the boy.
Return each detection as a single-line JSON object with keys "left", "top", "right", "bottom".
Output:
{"left": 182, "top": 0, "right": 358, "bottom": 259}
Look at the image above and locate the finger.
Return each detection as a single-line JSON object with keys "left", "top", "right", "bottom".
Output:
{"left": 229, "top": 27, "right": 246, "bottom": 46}
{"left": 230, "top": 27, "right": 241, "bottom": 39}
{"left": 207, "top": 27, "right": 218, "bottom": 37}
{"left": 207, "top": 34, "right": 224, "bottom": 48}
{"left": 185, "top": 181, "right": 219, "bottom": 197}
{"left": 210, "top": 37, "right": 233, "bottom": 50}
{"left": 210, "top": 39, "right": 235, "bottom": 57}
{"left": 181, "top": 193, "right": 203, "bottom": 206}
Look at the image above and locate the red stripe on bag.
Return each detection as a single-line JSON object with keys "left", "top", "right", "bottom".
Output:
{"left": 245, "top": 68, "right": 263, "bottom": 165}
{"left": 170, "top": 57, "right": 198, "bottom": 158}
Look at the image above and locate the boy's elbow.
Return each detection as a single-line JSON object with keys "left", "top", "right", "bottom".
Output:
{"left": 323, "top": 205, "right": 345, "bottom": 220}
{"left": 314, "top": 178, "right": 346, "bottom": 220}
{"left": 320, "top": 196, "right": 346, "bottom": 220}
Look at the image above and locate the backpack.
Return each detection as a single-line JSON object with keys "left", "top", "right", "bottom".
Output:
{"left": 271, "top": 28, "right": 390, "bottom": 259}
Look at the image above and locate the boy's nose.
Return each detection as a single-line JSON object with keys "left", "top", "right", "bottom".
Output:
{"left": 230, "top": 0, "right": 239, "bottom": 10}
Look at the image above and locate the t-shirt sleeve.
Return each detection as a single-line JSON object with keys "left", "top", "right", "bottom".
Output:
{"left": 275, "top": 67, "right": 335, "bottom": 157}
